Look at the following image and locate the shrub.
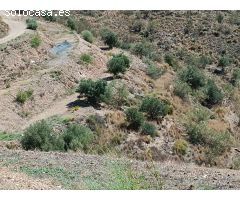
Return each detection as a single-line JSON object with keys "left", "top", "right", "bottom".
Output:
{"left": 63, "top": 124, "right": 94, "bottom": 152}
{"left": 107, "top": 54, "right": 130, "bottom": 76}
{"left": 67, "top": 17, "right": 76, "bottom": 30}
{"left": 16, "top": 89, "right": 33, "bottom": 104}
{"left": 232, "top": 69, "right": 240, "bottom": 86}
{"left": 164, "top": 54, "right": 179, "bottom": 69}
{"left": 206, "top": 129, "right": 232, "bottom": 156}
{"left": 141, "top": 122, "right": 157, "bottom": 137}
{"left": 204, "top": 80, "right": 223, "bottom": 106}
{"left": 101, "top": 80, "right": 129, "bottom": 108}
{"left": 131, "top": 42, "right": 153, "bottom": 58}
{"left": 80, "top": 53, "right": 93, "bottom": 64}
{"left": 173, "top": 80, "right": 192, "bottom": 100}
{"left": 218, "top": 56, "right": 230, "bottom": 67}
{"left": 125, "top": 107, "right": 144, "bottom": 130}
{"left": 140, "top": 97, "right": 172, "bottom": 120}
{"left": 216, "top": 13, "right": 224, "bottom": 23}
{"left": 173, "top": 139, "right": 188, "bottom": 155}
{"left": 86, "top": 114, "right": 106, "bottom": 132}
{"left": 26, "top": 18, "right": 38, "bottom": 30}
{"left": 77, "top": 79, "right": 107, "bottom": 103}
{"left": 81, "top": 30, "right": 94, "bottom": 43}
{"left": 146, "top": 63, "right": 164, "bottom": 80}
{"left": 21, "top": 120, "right": 64, "bottom": 151}
{"left": 197, "top": 55, "right": 212, "bottom": 68}
{"left": 31, "top": 35, "right": 41, "bottom": 48}
{"left": 186, "top": 123, "right": 208, "bottom": 145}
{"left": 130, "top": 20, "right": 144, "bottom": 33}
{"left": 100, "top": 28, "right": 118, "bottom": 49}
{"left": 188, "top": 107, "right": 212, "bottom": 123}
{"left": 179, "top": 66, "right": 206, "bottom": 89}
{"left": 43, "top": 12, "right": 57, "bottom": 22}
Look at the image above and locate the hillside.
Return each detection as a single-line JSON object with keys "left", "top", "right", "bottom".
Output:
{"left": 0, "top": 11, "right": 240, "bottom": 189}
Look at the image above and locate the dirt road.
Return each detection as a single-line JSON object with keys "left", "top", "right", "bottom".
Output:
{"left": 0, "top": 11, "right": 26, "bottom": 44}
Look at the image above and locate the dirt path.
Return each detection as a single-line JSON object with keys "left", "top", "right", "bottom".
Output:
{"left": 0, "top": 11, "right": 26, "bottom": 44}
{"left": 22, "top": 93, "right": 79, "bottom": 129}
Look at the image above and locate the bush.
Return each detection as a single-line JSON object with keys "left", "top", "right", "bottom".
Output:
{"left": 173, "top": 80, "right": 192, "bottom": 100}
{"left": 26, "top": 18, "right": 38, "bottom": 30}
{"left": 140, "top": 97, "right": 172, "bottom": 120}
{"left": 21, "top": 120, "right": 64, "bottom": 151}
{"left": 81, "top": 30, "right": 94, "bottom": 43}
{"left": 102, "top": 80, "right": 129, "bottom": 108}
{"left": 63, "top": 124, "right": 94, "bottom": 152}
{"left": 131, "top": 42, "right": 153, "bottom": 58}
{"left": 16, "top": 89, "right": 33, "bottom": 104}
{"left": 204, "top": 80, "right": 223, "bottom": 106}
{"left": 218, "top": 56, "right": 230, "bottom": 67}
{"left": 186, "top": 123, "right": 208, "bottom": 145}
{"left": 173, "top": 139, "right": 188, "bottom": 155}
{"left": 141, "top": 122, "right": 157, "bottom": 137}
{"left": 188, "top": 107, "right": 212, "bottom": 123}
{"left": 125, "top": 107, "right": 144, "bottom": 130}
{"left": 43, "top": 12, "right": 57, "bottom": 22}
{"left": 107, "top": 54, "right": 130, "bottom": 76}
{"left": 164, "top": 54, "right": 179, "bottom": 69}
{"left": 80, "top": 53, "right": 93, "bottom": 64}
{"left": 67, "top": 17, "right": 76, "bottom": 30}
{"left": 100, "top": 28, "right": 118, "bottom": 49}
{"left": 146, "top": 63, "right": 164, "bottom": 80}
{"left": 31, "top": 35, "right": 41, "bottom": 48}
{"left": 216, "top": 13, "right": 224, "bottom": 23}
{"left": 179, "top": 66, "right": 206, "bottom": 89}
{"left": 77, "top": 79, "right": 107, "bottom": 103}
{"left": 232, "top": 69, "right": 240, "bottom": 86}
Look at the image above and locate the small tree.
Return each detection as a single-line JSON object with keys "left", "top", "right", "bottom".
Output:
{"left": 125, "top": 107, "right": 145, "bottom": 130}
{"left": 100, "top": 28, "right": 118, "bottom": 49}
{"left": 107, "top": 54, "right": 130, "bottom": 76}
{"left": 140, "top": 97, "right": 172, "bottom": 120}
{"left": 77, "top": 79, "right": 107, "bottom": 103}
